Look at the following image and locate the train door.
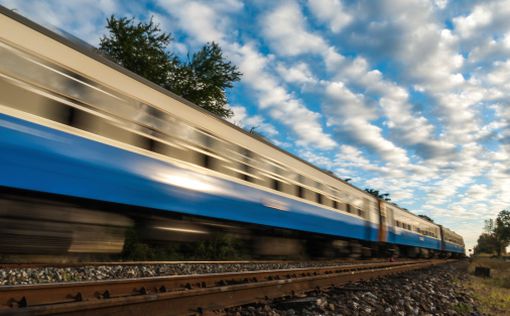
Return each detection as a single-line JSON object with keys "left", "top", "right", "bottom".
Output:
{"left": 362, "top": 198, "right": 371, "bottom": 240}
{"left": 378, "top": 200, "right": 388, "bottom": 242}
{"left": 439, "top": 225, "right": 445, "bottom": 251}
{"left": 387, "top": 207, "right": 395, "bottom": 242}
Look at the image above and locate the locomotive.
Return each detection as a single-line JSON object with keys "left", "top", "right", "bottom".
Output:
{"left": 0, "top": 7, "right": 464, "bottom": 259}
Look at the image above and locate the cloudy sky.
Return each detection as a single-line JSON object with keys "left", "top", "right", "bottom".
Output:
{"left": 2, "top": 0, "right": 510, "bottom": 252}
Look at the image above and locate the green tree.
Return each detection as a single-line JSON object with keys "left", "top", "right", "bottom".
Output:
{"left": 99, "top": 16, "right": 178, "bottom": 86}
{"left": 482, "top": 210, "right": 510, "bottom": 257}
{"left": 167, "top": 42, "right": 241, "bottom": 118}
{"left": 495, "top": 209, "right": 510, "bottom": 242}
{"left": 417, "top": 214, "right": 434, "bottom": 223}
{"left": 99, "top": 16, "right": 241, "bottom": 118}
{"left": 473, "top": 233, "right": 498, "bottom": 255}
{"left": 364, "top": 188, "right": 391, "bottom": 201}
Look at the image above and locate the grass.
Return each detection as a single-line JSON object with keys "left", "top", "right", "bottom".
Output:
{"left": 461, "top": 256, "right": 510, "bottom": 315}
{"left": 452, "top": 302, "right": 473, "bottom": 314}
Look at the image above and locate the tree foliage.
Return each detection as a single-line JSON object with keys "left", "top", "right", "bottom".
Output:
{"left": 495, "top": 210, "right": 510, "bottom": 242}
{"left": 364, "top": 188, "right": 391, "bottom": 201}
{"left": 473, "top": 233, "right": 498, "bottom": 255}
{"left": 168, "top": 42, "right": 241, "bottom": 118}
{"left": 417, "top": 214, "right": 434, "bottom": 223}
{"left": 99, "top": 16, "right": 241, "bottom": 118}
{"left": 99, "top": 16, "right": 177, "bottom": 86}
{"left": 476, "top": 209, "right": 510, "bottom": 256}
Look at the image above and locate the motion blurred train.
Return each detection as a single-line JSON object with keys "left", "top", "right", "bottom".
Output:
{"left": 0, "top": 7, "right": 464, "bottom": 259}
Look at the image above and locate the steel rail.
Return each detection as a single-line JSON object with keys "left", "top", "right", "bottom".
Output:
{"left": 0, "top": 259, "right": 450, "bottom": 315}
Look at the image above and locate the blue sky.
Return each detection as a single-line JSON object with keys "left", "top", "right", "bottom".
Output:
{"left": 3, "top": 0, "right": 510, "bottom": 252}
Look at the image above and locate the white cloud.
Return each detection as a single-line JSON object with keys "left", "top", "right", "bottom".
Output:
{"left": 2, "top": 0, "right": 121, "bottom": 44}
{"left": 157, "top": 0, "right": 239, "bottom": 44}
{"left": 228, "top": 42, "right": 337, "bottom": 149}
{"left": 156, "top": 0, "right": 337, "bottom": 150}
{"left": 260, "top": 1, "right": 328, "bottom": 56}
{"left": 486, "top": 59, "right": 510, "bottom": 86}
{"left": 307, "top": 0, "right": 352, "bottom": 33}
{"left": 324, "top": 82, "right": 410, "bottom": 165}
{"left": 261, "top": 1, "right": 453, "bottom": 164}
{"left": 229, "top": 105, "right": 278, "bottom": 137}
{"left": 453, "top": 4, "right": 494, "bottom": 39}
{"left": 434, "top": 0, "right": 448, "bottom": 10}
{"left": 276, "top": 62, "right": 317, "bottom": 85}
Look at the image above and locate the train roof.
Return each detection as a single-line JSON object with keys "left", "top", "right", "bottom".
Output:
{"left": 0, "top": 5, "right": 376, "bottom": 200}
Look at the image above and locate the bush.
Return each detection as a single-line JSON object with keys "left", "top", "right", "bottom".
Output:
{"left": 121, "top": 228, "right": 248, "bottom": 261}
{"left": 189, "top": 233, "right": 247, "bottom": 260}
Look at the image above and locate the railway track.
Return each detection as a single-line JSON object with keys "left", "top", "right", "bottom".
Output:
{"left": 0, "top": 258, "right": 386, "bottom": 269}
{"left": 0, "top": 259, "right": 452, "bottom": 315}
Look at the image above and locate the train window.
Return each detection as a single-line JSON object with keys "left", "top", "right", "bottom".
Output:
{"left": 273, "top": 165, "right": 286, "bottom": 176}
{"left": 346, "top": 204, "right": 351, "bottom": 213}
{"left": 143, "top": 137, "right": 157, "bottom": 151}
{"left": 337, "top": 203, "right": 347, "bottom": 212}
{"left": 241, "top": 148, "right": 252, "bottom": 158}
{"left": 296, "top": 185, "right": 304, "bottom": 198}
{"left": 332, "top": 200, "right": 338, "bottom": 209}
{"left": 241, "top": 174, "right": 253, "bottom": 182}
{"left": 56, "top": 104, "right": 164, "bottom": 153}
{"left": 272, "top": 179, "right": 281, "bottom": 191}
{"left": 323, "top": 196, "right": 332, "bottom": 208}
{"left": 201, "top": 133, "right": 215, "bottom": 147}
{"left": 316, "top": 193, "right": 323, "bottom": 204}
{"left": 201, "top": 154, "right": 212, "bottom": 169}
{"left": 357, "top": 208, "right": 365, "bottom": 218}
{"left": 238, "top": 163, "right": 253, "bottom": 181}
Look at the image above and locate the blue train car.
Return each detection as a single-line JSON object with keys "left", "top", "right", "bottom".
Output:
{"left": 0, "top": 6, "right": 464, "bottom": 257}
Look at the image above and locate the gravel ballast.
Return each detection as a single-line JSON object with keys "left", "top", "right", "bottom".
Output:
{"left": 0, "top": 261, "right": 370, "bottom": 285}
{"left": 226, "top": 261, "right": 481, "bottom": 316}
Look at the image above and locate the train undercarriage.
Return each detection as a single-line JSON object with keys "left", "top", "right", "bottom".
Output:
{"left": 0, "top": 187, "right": 461, "bottom": 263}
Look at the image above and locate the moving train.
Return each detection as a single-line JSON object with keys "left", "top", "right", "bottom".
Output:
{"left": 0, "top": 7, "right": 464, "bottom": 259}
